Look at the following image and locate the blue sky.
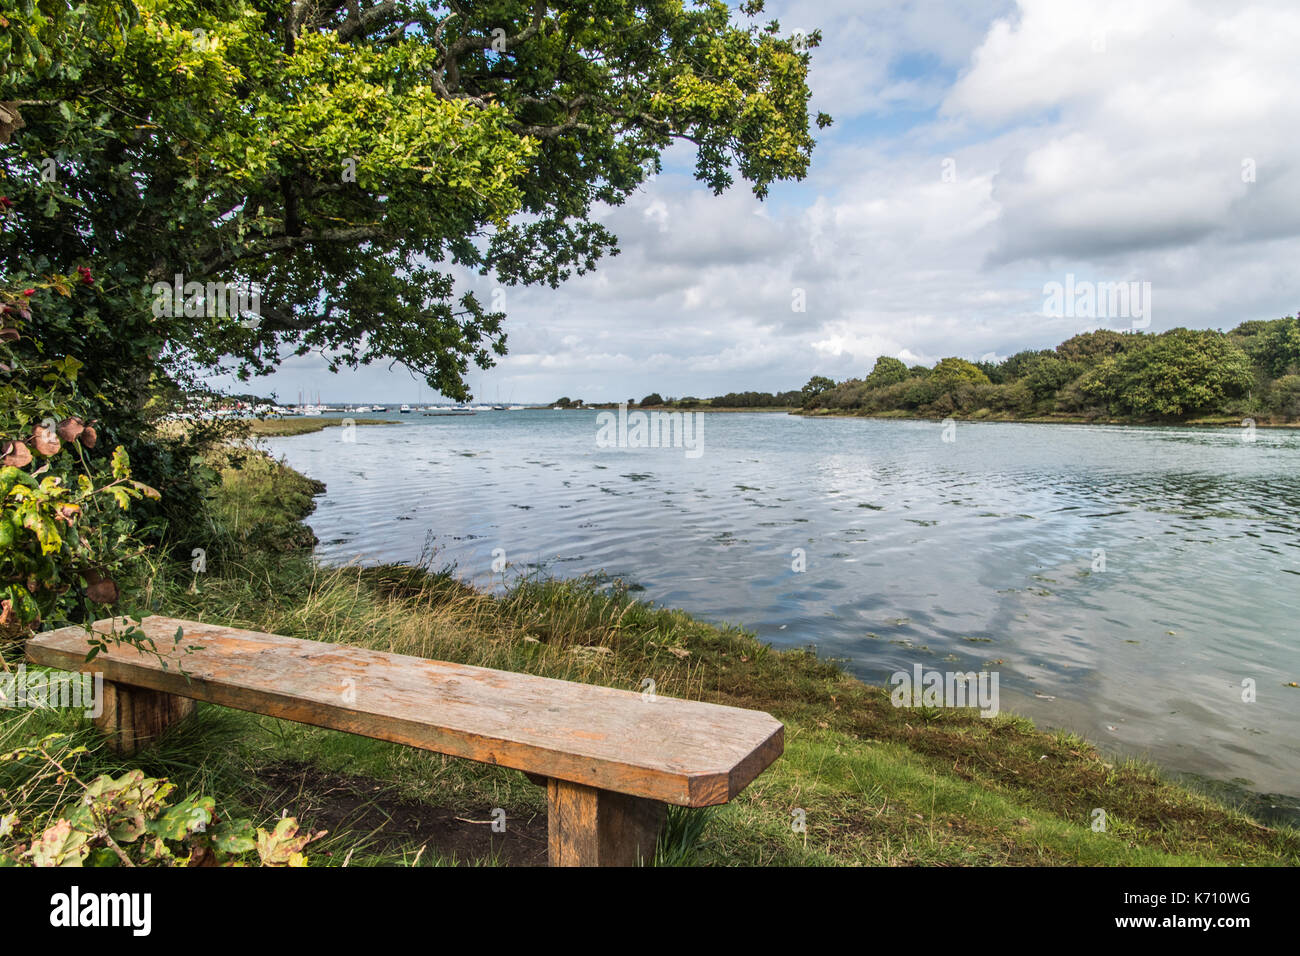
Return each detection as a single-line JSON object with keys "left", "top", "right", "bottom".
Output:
{"left": 210, "top": 0, "right": 1300, "bottom": 404}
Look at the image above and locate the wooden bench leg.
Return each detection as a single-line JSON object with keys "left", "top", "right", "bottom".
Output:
{"left": 547, "top": 779, "right": 665, "bottom": 867}
{"left": 96, "top": 681, "right": 196, "bottom": 755}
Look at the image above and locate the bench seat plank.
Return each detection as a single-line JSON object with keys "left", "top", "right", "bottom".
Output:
{"left": 28, "top": 616, "right": 783, "bottom": 808}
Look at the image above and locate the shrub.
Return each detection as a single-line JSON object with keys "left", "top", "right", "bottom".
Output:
{"left": 1001, "top": 349, "right": 1055, "bottom": 380}
{"left": 1, "top": 280, "right": 157, "bottom": 646}
{"left": 863, "top": 356, "right": 908, "bottom": 389}
{"left": 903, "top": 378, "right": 939, "bottom": 408}
{"left": 0, "top": 733, "right": 322, "bottom": 867}
{"left": 930, "top": 357, "right": 991, "bottom": 387}
{"left": 994, "top": 381, "right": 1035, "bottom": 414}
{"left": 1081, "top": 328, "right": 1253, "bottom": 417}
{"left": 1054, "top": 329, "right": 1139, "bottom": 365}
{"left": 1268, "top": 374, "right": 1300, "bottom": 418}
{"left": 1246, "top": 316, "right": 1300, "bottom": 378}
{"left": 815, "top": 379, "right": 865, "bottom": 410}
{"left": 1023, "top": 357, "right": 1087, "bottom": 401}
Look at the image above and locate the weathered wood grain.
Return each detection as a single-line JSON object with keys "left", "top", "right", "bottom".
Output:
{"left": 547, "top": 778, "right": 665, "bottom": 866}
{"left": 97, "top": 681, "right": 197, "bottom": 754}
{"left": 28, "top": 616, "right": 784, "bottom": 808}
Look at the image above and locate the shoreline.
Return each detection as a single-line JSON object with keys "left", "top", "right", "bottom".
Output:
{"left": 490, "top": 406, "right": 1300, "bottom": 429}
{"left": 795, "top": 408, "right": 1300, "bottom": 429}
{"left": 564, "top": 404, "right": 797, "bottom": 414}
{"left": 247, "top": 417, "right": 402, "bottom": 437}
{"left": 252, "top": 405, "right": 1300, "bottom": 430}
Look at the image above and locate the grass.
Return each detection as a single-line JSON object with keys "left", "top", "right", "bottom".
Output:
{"left": 247, "top": 417, "right": 398, "bottom": 437}
{"left": 3, "top": 448, "right": 1296, "bottom": 866}
{"left": 602, "top": 405, "right": 797, "bottom": 413}
{"left": 201, "top": 445, "right": 327, "bottom": 552}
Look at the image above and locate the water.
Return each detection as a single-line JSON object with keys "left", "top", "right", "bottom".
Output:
{"left": 264, "top": 410, "right": 1300, "bottom": 808}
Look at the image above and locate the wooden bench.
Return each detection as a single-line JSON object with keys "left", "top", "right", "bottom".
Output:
{"left": 27, "top": 615, "right": 783, "bottom": 866}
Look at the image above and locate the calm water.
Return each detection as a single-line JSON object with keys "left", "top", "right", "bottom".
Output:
{"left": 265, "top": 410, "right": 1300, "bottom": 809}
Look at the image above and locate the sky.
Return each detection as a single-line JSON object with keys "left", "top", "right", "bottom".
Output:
{"left": 210, "top": 0, "right": 1300, "bottom": 405}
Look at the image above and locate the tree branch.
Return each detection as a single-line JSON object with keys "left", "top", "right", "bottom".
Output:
{"left": 336, "top": 0, "right": 402, "bottom": 42}
{"left": 178, "top": 226, "right": 385, "bottom": 280}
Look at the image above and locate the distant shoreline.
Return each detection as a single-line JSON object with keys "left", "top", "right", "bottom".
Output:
{"left": 583, "top": 404, "right": 796, "bottom": 414}
{"left": 251, "top": 406, "right": 1300, "bottom": 431}
{"left": 793, "top": 408, "right": 1300, "bottom": 430}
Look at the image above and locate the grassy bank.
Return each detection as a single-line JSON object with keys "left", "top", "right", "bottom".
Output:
{"left": 5, "top": 449, "right": 1297, "bottom": 866}
{"left": 587, "top": 404, "right": 798, "bottom": 413}
{"left": 247, "top": 417, "right": 400, "bottom": 437}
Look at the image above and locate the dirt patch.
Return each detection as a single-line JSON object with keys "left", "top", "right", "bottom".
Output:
{"left": 255, "top": 761, "right": 548, "bottom": 866}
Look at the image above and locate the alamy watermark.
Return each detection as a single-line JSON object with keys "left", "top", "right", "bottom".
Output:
{"left": 50, "top": 886, "right": 150, "bottom": 936}
{"left": 150, "top": 274, "right": 261, "bottom": 328}
{"left": 889, "top": 664, "right": 1000, "bottom": 717}
{"left": 595, "top": 403, "right": 704, "bottom": 459}
{"left": 0, "top": 664, "right": 102, "bottom": 718}
{"left": 1042, "top": 274, "right": 1151, "bottom": 329}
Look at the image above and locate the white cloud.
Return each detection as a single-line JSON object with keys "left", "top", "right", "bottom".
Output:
{"left": 946, "top": 0, "right": 1300, "bottom": 263}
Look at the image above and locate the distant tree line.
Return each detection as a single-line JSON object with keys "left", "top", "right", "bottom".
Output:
{"left": 801, "top": 318, "right": 1300, "bottom": 422}
{"left": 628, "top": 390, "right": 803, "bottom": 408}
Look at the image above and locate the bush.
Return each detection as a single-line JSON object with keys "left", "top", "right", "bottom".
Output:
{"left": 864, "top": 356, "right": 908, "bottom": 389}
{"left": 1247, "top": 316, "right": 1300, "bottom": 378}
{"left": 1081, "top": 328, "right": 1253, "bottom": 417}
{"left": 815, "top": 380, "right": 865, "bottom": 410}
{"left": 1023, "top": 357, "right": 1087, "bottom": 401}
{"left": 1001, "top": 349, "right": 1055, "bottom": 380}
{"left": 1054, "top": 379, "right": 1099, "bottom": 415}
{"left": 1267, "top": 374, "right": 1300, "bottom": 418}
{"left": 0, "top": 280, "right": 158, "bottom": 645}
{"left": 1055, "top": 329, "right": 1139, "bottom": 365}
{"left": 0, "top": 733, "right": 322, "bottom": 867}
{"left": 984, "top": 382, "right": 1027, "bottom": 414}
{"left": 930, "top": 357, "right": 992, "bottom": 387}
{"left": 903, "top": 378, "right": 939, "bottom": 408}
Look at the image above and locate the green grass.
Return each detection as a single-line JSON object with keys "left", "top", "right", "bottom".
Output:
{"left": 247, "top": 417, "right": 398, "bottom": 437}
{"left": 198, "top": 445, "right": 326, "bottom": 553}
{"left": 3, "top": 450, "right": 1296, "bottom": 866}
